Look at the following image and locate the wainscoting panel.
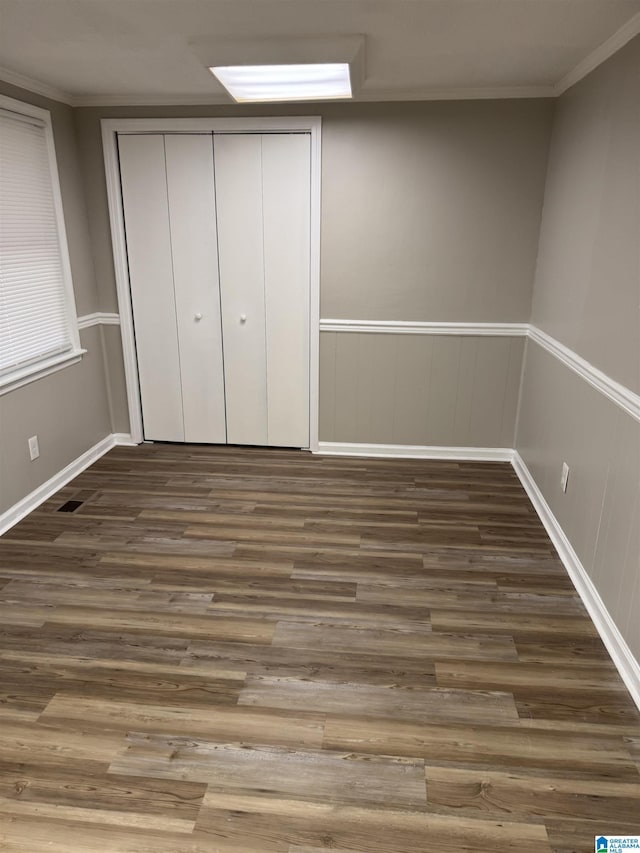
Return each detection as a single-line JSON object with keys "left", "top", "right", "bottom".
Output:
{"left": 319, "top": 332, "right": 524, "bottom": 447}
{"left": 516, "top": 340, "right": 640, "bottom": 668}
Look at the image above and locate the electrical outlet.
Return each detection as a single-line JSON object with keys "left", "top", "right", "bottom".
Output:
{"left": 561, "top": 462, "right": 569, "bottom": 493}
{"left": 28, "top": 435, "right": 39, "bottom": 461}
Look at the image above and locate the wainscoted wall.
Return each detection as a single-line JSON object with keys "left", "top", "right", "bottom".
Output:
{"left": 0, "top": 325, "right": 111, "bottom": 516}
{"left": 319, "top": 330, "right": 524, "bottom": 447}
{"left": 99, "top": 324, "right": 130, "bottom": 436}
{"left": 518, "top": 341, "right": 640, "bottom": 660}
{"left": 516, "top": 36, "right": 640, "bottom": 665}
{"left": 73, "top": 314, "right": 130, "bottom": 436}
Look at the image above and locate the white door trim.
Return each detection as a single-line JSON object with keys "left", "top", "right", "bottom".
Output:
{"left": 101, "top": 116, "right": 322, "bottom": 449}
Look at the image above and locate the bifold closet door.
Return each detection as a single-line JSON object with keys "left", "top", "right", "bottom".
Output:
{"left": 164, "top": 135, "right": 226, "bottom": 443}
{"left": 118, "top": 133, "right": 226, "bottom": 443}
{"left": 214, "top": 133, "right": 311, "bottom": 447}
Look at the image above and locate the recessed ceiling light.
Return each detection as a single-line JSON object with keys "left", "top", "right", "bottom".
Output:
{"left": 209, "top": 63, "right": 352, "bottom": 103}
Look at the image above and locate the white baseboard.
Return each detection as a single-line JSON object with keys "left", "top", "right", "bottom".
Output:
{"left": 0, "top": 432, "right": 138, "bottom": 536}
{"left": 113, "top": 432, "right": 137, "bottom": 446}
{"left": 0, "top": 434, "right": 116, "bottom": 536}
{"left": 316, "top": 441, "right": 514, "bottom": 461}
{"left": 512, "top": 451, "right": 640, "bottom": 711}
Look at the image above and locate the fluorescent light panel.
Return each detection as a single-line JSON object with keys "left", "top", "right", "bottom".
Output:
{"left": 210, "top": 63, "right": 352, "bottom": 102}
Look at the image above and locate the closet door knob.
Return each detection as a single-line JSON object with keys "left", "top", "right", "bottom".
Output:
{"left": 240, "top": 314, "right": 247, "bottom": 324}
{"left": 194, "top": 313, "right": 203, "bottom": 321}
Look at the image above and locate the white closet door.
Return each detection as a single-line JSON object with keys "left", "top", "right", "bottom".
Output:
{"left": 118, "top": 134, "right": 184, "bottom": 442}
{"left": 262, "top": 133, "right": 311, "bottom": 447}
{"left": 214, "top": 133, "right": 311, "bottom": 448}
{"left": 120, "top": 131, "right": 311, "bottom": 449}
{"left": 164, "top": 134, "right": 226, "bottom": 443}
{"left": 213, "top": 134, "right": 268, "bottom": 445}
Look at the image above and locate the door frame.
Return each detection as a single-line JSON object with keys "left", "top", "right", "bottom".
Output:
{"left": 101, "top": 116, "right": 322, "bottom": 449}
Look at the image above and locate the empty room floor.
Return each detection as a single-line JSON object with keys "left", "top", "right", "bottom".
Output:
{"left": 0, "top": 444, "right": 639, "bottom": 852}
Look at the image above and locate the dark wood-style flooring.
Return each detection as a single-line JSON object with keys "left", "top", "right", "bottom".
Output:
{"left": 0, "top": 444, "right": 639, "bottom": 852}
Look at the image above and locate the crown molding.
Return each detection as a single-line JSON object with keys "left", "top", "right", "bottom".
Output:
{"left": 69, "top": 92, "right": 232, "bottom": 107}
{"left": 554, "top": 11, "right": 640, "bottom": 95}
{"left": 356, "top": 85, "right": 555, "bottom": 102}
{"left": 71, "top": 85, "right": 554, "bottom": 107}
{"left": 0, "top": 65, "right": 73, "bottom": 105}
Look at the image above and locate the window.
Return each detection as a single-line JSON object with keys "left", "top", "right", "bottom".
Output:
{"left": 0, "top": 95, "right": 82, "bottom": 394}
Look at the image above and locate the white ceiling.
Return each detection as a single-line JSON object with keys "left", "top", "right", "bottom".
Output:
{"left": 1, "top": 0, "right": 639, "bottom": 105}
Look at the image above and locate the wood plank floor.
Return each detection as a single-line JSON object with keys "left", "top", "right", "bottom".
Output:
{"left": 0, "top": 443, "right": 639, "bottom": 852}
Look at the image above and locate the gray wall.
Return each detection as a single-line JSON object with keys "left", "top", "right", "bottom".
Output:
{"left": 73, "top": 99, "right": 553, "bottom": 441}
{"left": 320, "top": 333, "right": 523, "bottom": 447}
{"left": 0, "top": 326, "right": 113, "bottom": 513}
{"left": 530, "top": 38, "right": 640, "bottom": 393}
{"left": 0, "top": 81, "right": 112, "bottom": 516}
{"left": 320, "top": 102, "right": 553, "bottom": 323}
{"left": 100, "top": 324, "right": 130, "bottom": 436}
{"left": 516, "top": 36, "right": 640, "bottom": 660}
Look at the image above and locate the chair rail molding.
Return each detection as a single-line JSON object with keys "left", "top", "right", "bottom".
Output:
{"left": 319, "top": 319, "right": 528, "bottom": 336}
{"left": 527, "top": 325, "right": 640, "bottom": 423}
{"left": 77, "top": 312, "right": 121, "bottom": 329}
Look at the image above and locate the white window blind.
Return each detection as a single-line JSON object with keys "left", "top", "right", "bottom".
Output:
{"left": 0, "top": 107, "right": 74, "bottom": 380}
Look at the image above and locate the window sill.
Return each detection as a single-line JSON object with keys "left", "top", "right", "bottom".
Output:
{"left": 0, "top": 348, "right": 87, "bottom": 397}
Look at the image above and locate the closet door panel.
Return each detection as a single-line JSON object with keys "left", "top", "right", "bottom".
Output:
{"left": 118, "top": 134, "right": 184, "bottom": 442}
{"left": 214, "top": 134, "right": 267, "bottom": 445}
{"left": 164, "top": 134, "right": 226, "bottom": 444}
{"left": 262, "top": 133, "right": 311, "bottom": 447}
